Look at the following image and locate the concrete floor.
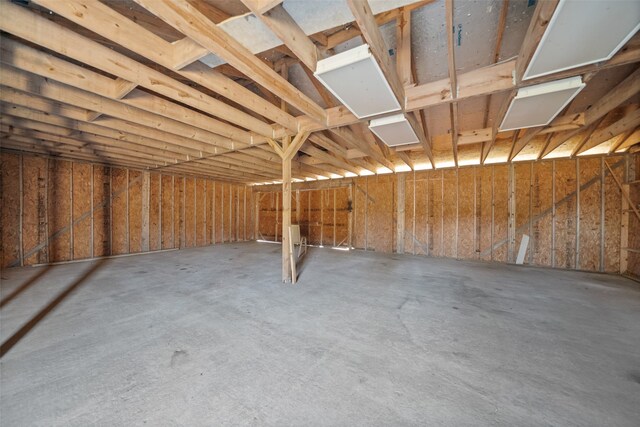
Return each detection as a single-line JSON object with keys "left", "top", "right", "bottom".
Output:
{"left": 1, "top": 242, "right": 640, "bottom": 426}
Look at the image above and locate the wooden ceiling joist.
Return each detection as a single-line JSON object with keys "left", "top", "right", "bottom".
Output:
{"left": 0, "top": 39, "right": 250, "bottom": 148}
{"left": 242, "top": 1, "right": 322, "bottom": 72}
{"left": 1, "top": 0, "right": 638, "bottom": 183}
{"left": 541, "top": 66, "right": 640, "bottom": 157}
{"left": 0, "top": 0, "right": 274, "bottom": 138}
{"left": 132, "top": 0, "right": 326, "bottom": 124}
{"left": 31, "top": 0, "right": 299, "bottom": 132}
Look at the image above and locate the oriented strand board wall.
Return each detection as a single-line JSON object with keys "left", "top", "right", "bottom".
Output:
{"left": 1, "top": 153, "right": 22, "bottom": 267}
{"left": 254, "top": 154, "right": 637, "bottom": 275}
{"left": 625, "top": 155, "right": 640, "bottom": 279}
{"left": 0, "top": 152, "right": 252, "bottom": 268}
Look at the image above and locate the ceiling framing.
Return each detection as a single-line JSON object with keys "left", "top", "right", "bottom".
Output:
{"left": 0, "top": 0, "right": 638, "bottom": 184}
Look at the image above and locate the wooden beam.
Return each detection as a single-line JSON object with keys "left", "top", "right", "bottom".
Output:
{"left": 324, "top": 1, "right": 435, "bottom": 49}
{"left": 283, "top": 131, "right": 311, "bottom": 160}
{"left": 329, "top": 126, "right": 395, "bottom": 171}
{"left": 134, "top": 0, "right": 326, "bottom": 124}
{"left": 576, "top": 107, "right": 640, "bottom": 155}
{"left": 30, "top": 0, "right": 298, "bottom": 132}
{"left": 605, "top": 160, "right": 640, "bottom": 222}
{"left": 405, "top": 59, "right": 516, "bottom": 113}
{"left": 514, "top": 0, "right": 561, "bottom": 82}
{"left": 396, "top": 8, "right": 413, "bottom": 87}
{"left": 542, "top": 67, "right": 640, "bottom": 157}
{"left": 347, "top": 0, "right": 404, "bottom": 104}
{"left": 393, "top": 7, "right": 434, "bottom": 168}
{"left": 282, "top": 153, "right": 292, "bottom": 282}
{"left": 242, "top": 2, "right": 321, "bottom": 71}
{"left": 266, "top": 138, "right": 285, "bottom": 158}
{"left": 445, "top": 0, "right": 458, "bottom": 98}
{"left": 610, "top": 128, "right": 638, "bottom": 153}
{"left": 0, "top": 65, "right": 244, "bottom": 150}
{"left": 482, "top": 0, "right": 509, "bottom": 131}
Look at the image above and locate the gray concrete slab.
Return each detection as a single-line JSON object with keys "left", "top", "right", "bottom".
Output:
{"left": 1, "top": 242, "right": 639, "bottom": 426}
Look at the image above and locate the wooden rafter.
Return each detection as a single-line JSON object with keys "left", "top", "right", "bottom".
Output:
{"left": 242, "top": 1, "right": 322, "bottom": 72}
{"left": 484, "top": 0, "right": 560, "bottom": 163}
{"left": 395, "top": 6, "right": 434, "bottom": 167}
{"left": 541, "top": 67, "right": 640, "bottom": 157}
{"left": 133, "top": 0, "right": 326, "bottom": 124}
{"left": 31, "top": 0, "right": 298, "bottom": 132}
{"left": 347, "top": 0, "right": 404, "bottom": 104}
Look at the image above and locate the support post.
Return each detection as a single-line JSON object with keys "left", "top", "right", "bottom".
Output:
{"left": 282, "top": 155, "right": 292, "bottom": 283}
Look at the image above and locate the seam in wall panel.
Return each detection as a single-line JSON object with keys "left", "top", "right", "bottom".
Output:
{"left": 552, "top": 160, "right": 556, "bottom": 268}
{"left": 90, "top": 164, "right": 94, "bottom": 259}
{"left": 18, "top": 154, "right": 23, "bottom": 267}
{"left": 576, "top": 159, "right": 581, "bottom": 269}
{"left": 70, "top": 162, "right": 74, "bottom": 261}
{"left": 600, "top": 158, "right": 605, "bottom": 272}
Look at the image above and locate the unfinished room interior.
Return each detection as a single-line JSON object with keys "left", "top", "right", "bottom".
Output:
{"left": 1, "top": 0, "right": 639, "bottom": 424}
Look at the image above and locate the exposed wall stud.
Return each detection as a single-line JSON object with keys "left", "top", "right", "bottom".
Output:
{"left": 551, "top": 160, "right": 556, "bottom": 268}
{"left": 18, "top": 154, "right": 23, "bottom": 267}
{"left": 396, "top": 173, "right": 405, "bottom": 254}
{"left": 70, "top": 161, "right": 74, "bottom": 260}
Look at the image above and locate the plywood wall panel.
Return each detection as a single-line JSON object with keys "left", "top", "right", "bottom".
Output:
{"left": 308, "top": 190, "right": 322, "bottom": 245}
{"left": 205, "top": 181, "right": 213, "bottom": 245}
{"left": 492, "top": 165, "right": 509, "bottom": 263}
{"left": 554, "top": 159, "right": 577, "bottom": 269}
{"left": 93, "top": 166, "right": 110, "bottom": 257}
{"left": 174, "top": 176, "right": 184, "bottom": 248}
{"left": 413, "top": 172, "right": 429, "bottom": 256}
{"left": 321, "top": 189, "right": 334, "bottom": 246}
{"left": 628, "top": 154, "right": 640, "bottom": 277}
{"left": 428, "top": 172, "right": 444, "bottom": 257}
{"left": 478, "top": 166, "right": 493, "bottom": 262}
{"left": 353, "top": 179, "right": 367, "bottom": 249}
{"left": 183, "top": 177, "right": 195, "bottom": 248}
{"left": 578, "top": 158, "right": 601, "bottom": 271}
{"left": 295, "top": 190, "right": 307, "bottom": 238}
{"left": 215, "top": 182, "right": 224, "bottom": 243}
{"left": 161, "top": 175, "right": 174, "bottom": 249}
{"left": 335, "top": 187, "right": 349, "bottom": 247}
{"left": 221, "top": 184, "right": 230, "bottom": 243}
{"left": 110, "top": 167, "right": 128, "bottom": 256}
{"left": 256, "top": 191, "right": 273, "bottom": 241}
{"left": 1, "top": 153, "right": 22, "bottom": 267}
{"left": 72, "top": 162, "right": 92, "bottom": 260}
{"left": 514, "top": 163, "right": 531, "bottom": 262}
{"left": 531, "top": 162, "right": 553, "bottom": 267}
{"left": 604, "top": 160, "right": 623, "bottom": 272}
{"left": 48, "top": 159, "right": 72, "bottom": 261}
{"left": 457, "top": 168, "right": 475, "bottom": 260}
{"left": 195, "top": 179, "right": 205, "bottom": 246}
{"left": 128, "top": 170, "right": 142, "bottom": 254}
{"left": 250, "top": 155, "right": 631, "bottom": 275}
{"left": 366, "top": 175, "right": 394, "bottom": 253}
{"left": 149, "top": 173, "right": 161, "bottom": 251}
{"left": 442, "top": 170, "right": 457, "bottom": 258}
{"left": 232, "top": 185, "right": 239, "bottom": 242}
{"left": 404, "top": 173, "right": 415, "bottom": 253}
{"left": 2, "top": 154, "right": 251, "bottom": 268}
{"left": 22, "top": 156, "right": 48, "bottom": 265}
{"left": 236, "top": 186, "right": 247, "bottom": 241}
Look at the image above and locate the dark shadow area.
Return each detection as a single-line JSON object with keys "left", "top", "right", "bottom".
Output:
{"left": 0, "top": 267, "right": 50, "bottom": 308}
{"left": 0, "top": 84, "right": 115, "bottom": 357}
{"left": 0, "top": 259, "right": 108, "bottom": 358}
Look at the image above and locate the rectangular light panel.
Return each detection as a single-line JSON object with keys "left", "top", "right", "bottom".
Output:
{"left": 523, "top": 0, "right": 640, "bottom": 80}
{"left": 314, "top": 44, "right": 401, "bottom": 119}
{"left": 500, "top": 77, "right": 585, "bottom": 131}
{"left": 369, "top": 114, "right": 419, "bottom": 147}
